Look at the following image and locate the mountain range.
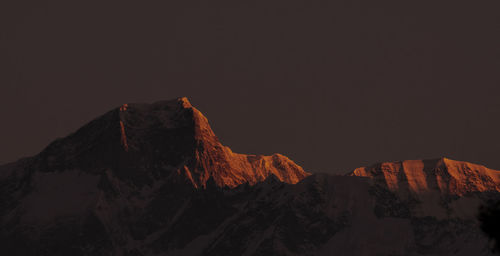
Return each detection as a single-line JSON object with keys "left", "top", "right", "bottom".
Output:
{"left": 1, "top": 97, "right": 499, "bottom": 256}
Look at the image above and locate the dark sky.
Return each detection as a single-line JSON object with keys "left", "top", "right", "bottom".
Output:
{"left": 1, "top": 0, "right": 499, "bottom": 173}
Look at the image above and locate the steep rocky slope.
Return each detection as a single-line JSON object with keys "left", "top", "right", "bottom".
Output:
{"left": 17, "top": 97, "right": 309, "bottom": 189}
{"left": 0, "top": 98, "right": 499, "bottom": 256}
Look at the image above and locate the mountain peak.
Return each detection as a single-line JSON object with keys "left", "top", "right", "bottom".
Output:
{"left": 351, "top": 158, "right": 500, "bottom": 195}
{"left": 34, "top": 97, "right": 310, "bottom": 188}
{"left": 146, "top": 96, "right": 193, "bottom": 109}
{"left": 178, "top": 96, "right": 192, "bottom": 107}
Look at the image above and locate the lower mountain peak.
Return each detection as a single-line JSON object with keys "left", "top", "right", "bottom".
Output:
{"left": 351, "top": 157, "right": 500, "bottom": 195}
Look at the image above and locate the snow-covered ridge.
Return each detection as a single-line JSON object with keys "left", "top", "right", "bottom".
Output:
{"left": 351, "top": 157, "right": 500, "bottom": 196}
{"left": 30, "top": 97, "right": 310, "bottom": 188}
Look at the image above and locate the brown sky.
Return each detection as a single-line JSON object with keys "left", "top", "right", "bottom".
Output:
{"left": 1, "top": 0, "right": 499, "bottom": 173}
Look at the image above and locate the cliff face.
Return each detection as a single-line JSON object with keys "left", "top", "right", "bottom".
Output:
{"left": 29, "top": 97, "right": 309, "bottom": 188}
{"left": 161, "top": 97, "right": 310, "bottom": 187}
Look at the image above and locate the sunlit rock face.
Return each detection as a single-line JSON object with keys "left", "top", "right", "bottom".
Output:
{"left": 114, "top": 97, "right": 310, "bottom": 188}
{"left": 351, "top": 158, "right": 500, "bottom": 196}
{"left": 29, "top": 97, "right": 309, "bottom": 188}
{"left": 350, "top": 158, "right": 500, "bottom": 219}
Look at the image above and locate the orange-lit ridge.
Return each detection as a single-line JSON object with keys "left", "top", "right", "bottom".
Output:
{"left": 116, "top": 98, "right": 311, "bottom": 188}
{"left": 351, "top": 157, "right": 500, "bottom": 195}
{"left": 114, "top": 98, "right": 500, "bottom": 193}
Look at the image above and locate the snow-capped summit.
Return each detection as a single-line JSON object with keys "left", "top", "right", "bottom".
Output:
{"left": 351, "top": 157, "right": 500, "bottom": 195}
{"left": 28, "top": 97, "right": 310, "bottom": 189}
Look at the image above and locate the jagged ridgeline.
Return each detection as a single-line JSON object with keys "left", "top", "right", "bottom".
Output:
{"left": 0, "top": 97, "right": 499, "bottom": 256}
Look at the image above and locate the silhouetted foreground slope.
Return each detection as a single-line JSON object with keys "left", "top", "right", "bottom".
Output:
{"left": 0, "top": 98, "right": 499, "bottom": 256}
{"left": 479, "top": 200, "right": 500, "bottom": 254}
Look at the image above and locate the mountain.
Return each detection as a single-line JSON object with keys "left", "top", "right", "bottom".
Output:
{"left": 351, "top": 158, "right": 500, "bottom": 196}
{"left": 0, "top": 97, "right": 499, "bottom": 256}
{"left": 16, "top": 97, "right": 309, "bottom": 188}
